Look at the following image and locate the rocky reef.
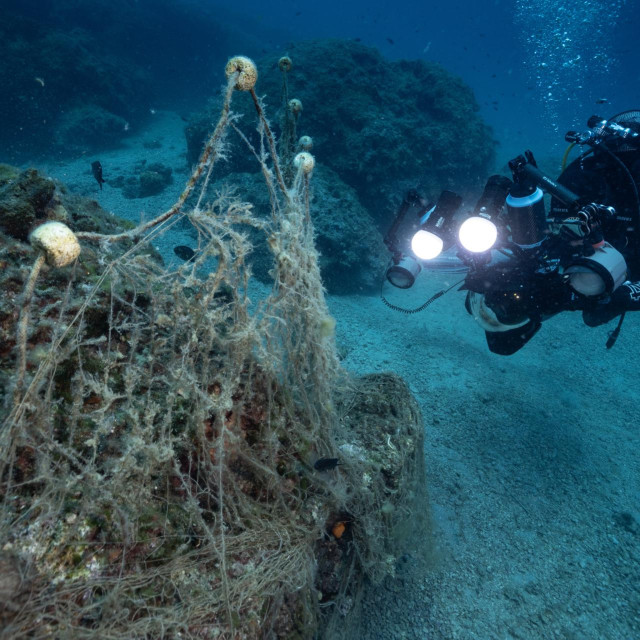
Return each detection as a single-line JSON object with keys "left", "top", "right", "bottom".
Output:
{"left": 109, "top": 161, "right": 175, "bottom": 199}
{"left": 0, "top": 11, "right": 149, "bottom": 159}
{"left": 201, "top": 166, "right": 389, "bottom": 294}
{"left": 0, "top": 0, "right": 280, "bottom": 161}
{"left": 186, "top": 39, "right": 497, "bottom": 227}
{"left": 0, "top": 164, "right": 135, "bottom": 241}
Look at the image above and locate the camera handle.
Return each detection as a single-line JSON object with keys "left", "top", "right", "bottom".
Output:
{"left": 509, "top": 152, "right": 581, "bottom": 208}
{"left": 557, "top": 203, "right": 616, "bottom": 249}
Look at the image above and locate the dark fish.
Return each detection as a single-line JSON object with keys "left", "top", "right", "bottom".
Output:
{"left": 386, "top": 37, "right": 394, "bottom": 45}
{"left": 314, "top": 457, "right": 340, "bottom": 472}
{"left": 173, "top": 245, "right": 196, "bottom": 262}
{"left": 595, "top": 98, "right": 609, "bottom": 104}
{"left": 91, "top": 160, "right": 105, "bottom": 190}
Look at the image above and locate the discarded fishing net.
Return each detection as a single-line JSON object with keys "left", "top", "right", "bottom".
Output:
{"left": 0, "top": 55, "right": 428, "bottom": 639}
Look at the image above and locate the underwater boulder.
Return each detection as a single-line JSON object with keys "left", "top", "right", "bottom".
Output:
{"left": 119, "top": 162, "right": 174, "bottom": 199}
{"left": 200, "top": 165, "right": 388, "bottom": 294}
{"left": 0, "top": 11, "right": 149, "bottom": 160}
{"left": 54, "top": 105, "right": 130, "bottom": 152}
{"left": 0, "top": 168, "right": 56, "bottom": 240}
{"left": 0, "top": 68, "right": 430, "bottom": 634}
{"left": 185, "top": 38, "right": 497, "bottom": 227}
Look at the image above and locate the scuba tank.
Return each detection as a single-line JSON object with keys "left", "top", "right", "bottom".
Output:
{"left": 551, "top": 110, "right": 640, "bottom": 277}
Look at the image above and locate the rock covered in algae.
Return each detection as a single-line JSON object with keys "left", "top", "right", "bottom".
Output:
{"left": 0, "top": 164, "right": 137, "bottom": 241}
{"left": 185, "top": 38, "right": 496, "bottom": 226}
{"left": 0, "top": 166, "right": 56, "bottom": 240}
{"left": 199, "top": 167, "right": 389, "bottom": 293}
{"left": 0, "top": 165, "right": 142, "bottom": 409}
{"left": 0, "top": 553, "right": 34, "bottom": 628}
{"left": 0, "top": 165, "right": 429, "bottom": 639}
{"left": 337, "top": 372, "right": 424, "bottom": 491}
{"left": 313, "top": 372, "right": 429, "bottom": 630}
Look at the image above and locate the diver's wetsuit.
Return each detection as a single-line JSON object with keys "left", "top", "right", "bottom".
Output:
{"left": 582, "top": 281, "right": 640, "bottom": 326}
{"left": 479, "top": 282, "right": 640, "bottom": 355}
{"left": 483, "top": 139, "right": 640, "bottom": 355}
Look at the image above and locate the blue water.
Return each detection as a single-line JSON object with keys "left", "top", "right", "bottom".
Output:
{"left": 220, "top": 0, "right": 638, "bottom": 158}
{"left": 2, "top": 0, "right": 637, "bottom": 161}
{"left": 1, "top": 1, "right": 640, "bottom": 638}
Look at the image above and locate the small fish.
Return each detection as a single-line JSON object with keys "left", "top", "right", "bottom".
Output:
{"left": 386, "top": 37, "right": 394, "bottom": 45}
{"left": 595, "top": 98, "right": 609, "bottom": 105}
{"left": 34, "top": 77, "right": 45, "bottom": 87}
{"left": 91, "top": 161, "right": 105, "bottom": 190}
{"left": 314, "top": 457, "right": 340, "bottom": 472}
{"left": 173, "top": 245, "right": 196, "bottom": 262}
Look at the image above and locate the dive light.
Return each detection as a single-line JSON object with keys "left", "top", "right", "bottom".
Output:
{"left": 410, "top": 190, "right": 462, "bottom": 260}
{"left": 457, "top": 175, "right": 511, "bottom": 254}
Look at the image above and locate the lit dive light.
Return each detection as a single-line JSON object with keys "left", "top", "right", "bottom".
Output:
{"left": 410, "top": 190, "right": 462, "bottom": 260}
{"left": 386, "top": 255, "right": 422, "bottom": 289}
{"left": 458, "top": 216, "right": 498, "bottom": 253}
{"left": 565, "top": 242, "right": 627, "bottom": 296}
{"left": 411, "top": 228, "right": 443, "bottom": 260}
{"left": 457, "top": 174, "right": 511, "bottom": 253}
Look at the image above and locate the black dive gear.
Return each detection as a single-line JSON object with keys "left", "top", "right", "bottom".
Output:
{"left": 383, "top": 190, "right": 428, "bottom": 289}
{"left": 383, "top": 110, "right": 640, "bottom": 354}
{"left": 583, "top": 281, "right": 640, "bottom": 327}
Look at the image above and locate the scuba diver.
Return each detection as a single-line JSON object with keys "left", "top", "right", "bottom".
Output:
{"left": 383, "top": 111, "right": 640, "bottom": 355}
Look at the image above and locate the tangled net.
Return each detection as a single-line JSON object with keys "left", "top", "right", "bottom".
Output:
{"left": 0, "top": 56, "right": 427, "bottom": 639}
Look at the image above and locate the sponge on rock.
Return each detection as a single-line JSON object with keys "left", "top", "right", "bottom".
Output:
{"left": 29, "top": 221, "right": 81, "bottom": 267}
{"left": 225, "top": 56, "right": 258, "bottom": 91}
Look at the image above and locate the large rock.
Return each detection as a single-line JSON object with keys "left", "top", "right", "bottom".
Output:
{"left": 316, "top": 372, "right": 428, "bottom": 633}
{"left": 0, "top": 165, "right": 136, "bottom": 241}
{"left": 0, "top": 166, "right": 56, "bottom": 240}
{"left": 0, "top": 1, "right": 282, "bottom": 161}
{"left": 53, "top": 105, "right": 130, "bottom": 152}
{"left": 0, "top": 165, "right": 428, "bottom": 639}
{"left": 200, "top": 166, "right": 388, "bottom": 293}
{"left": 186, "top": 39, "right": 497, "bottom": 227}
{"left": 0, "top": 10, "right": 150, "bottom": 159}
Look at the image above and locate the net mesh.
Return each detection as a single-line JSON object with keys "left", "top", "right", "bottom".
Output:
{"left": 0, "top": 59, "right": 427, "bottom": 639}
